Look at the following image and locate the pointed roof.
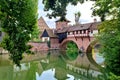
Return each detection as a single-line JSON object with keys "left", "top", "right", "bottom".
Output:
{"left": 41, "top": 29, "right": 58, "bottom": 38}
{"left": 38, "top": 17, "right": 50, "bottom": 31}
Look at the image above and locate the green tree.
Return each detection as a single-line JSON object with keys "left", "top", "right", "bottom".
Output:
{"left": 92, "top": 0, "right": 120, "bottom": 76}
{"left": 109, "top": 73, "right": 120, "bottom": 80}
{"left": 92, "top": 0, "right": 120, "bottom": 21}
{"left": 42, "top": 0, "right": 96, "bottom": 20}
{"left": 0, "top": 0, "right": 38, "bottom": 66}
{"left": 75, "top": 11, "right": 81, "bottom": 24}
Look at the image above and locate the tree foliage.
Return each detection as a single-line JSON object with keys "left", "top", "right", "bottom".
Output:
{"left": 0, "top": 0, "right": 38, "bottom": 66}
{"left": 109, "top": 73, "right": 120, "bottom": 80}
{"left": 92, "top": 0, "right": 120, "bottom": 21}
{"left": 93, "top": 0, "right": 120, "bottom": 76}
{"left": 42, "top": 0, "right": 96, "bottom": 20}
{"left": 97, "top": 20, "right": 120, "bottom": 75}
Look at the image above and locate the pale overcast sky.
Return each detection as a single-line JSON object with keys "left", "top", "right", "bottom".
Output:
{"left": 38, "top": 0, "right": 100, "bottom": 28}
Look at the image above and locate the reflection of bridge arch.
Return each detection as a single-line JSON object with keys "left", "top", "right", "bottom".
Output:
{"left": 86, "top": 40, "right": 101, "bottom": 67}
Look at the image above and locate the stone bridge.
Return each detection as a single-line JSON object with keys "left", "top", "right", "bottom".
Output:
{"left": 59, "top": 35, "right": 95, "bottom": 52}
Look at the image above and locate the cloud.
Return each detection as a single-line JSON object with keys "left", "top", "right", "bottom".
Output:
{"left": 38, "top": 0, "right": 100, "bottom": 28}
{"left": 66, "top": 1, "right": 100, "bottom": 24}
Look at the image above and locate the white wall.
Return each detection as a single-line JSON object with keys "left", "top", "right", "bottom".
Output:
{"left": 42, "top": 37, "right": 50, "bottom": 42}
{"left": 89, "top": 30, "right": 98, "bottom": 37}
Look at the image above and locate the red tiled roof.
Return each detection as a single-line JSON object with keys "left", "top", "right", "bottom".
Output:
{"left": 90, "top": 22, "right": 100, "bottom": 30}
{"left": 46, "top": 29, "right": 58, "bottom": 38}
{"left": 56, "top": 22, "right": 100, "bottom": 33}
{"left": 38, "top": 17, "right": 50, "bottom": 31}
{"left": 57, "top": 27, "right": 69, "bottom": 33}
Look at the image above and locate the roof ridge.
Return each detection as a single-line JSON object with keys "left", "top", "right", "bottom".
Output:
{"left": 38, "top": 16, "right": 50, "bottom": 29}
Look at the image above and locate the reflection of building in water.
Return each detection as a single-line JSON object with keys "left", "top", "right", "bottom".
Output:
{"left": 66, "top": 63, "right": 101, "bottom": 77}
{"left": 66, "top": 53, "right": 99, "bottom": 70}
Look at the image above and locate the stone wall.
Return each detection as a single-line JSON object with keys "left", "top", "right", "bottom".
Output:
{"left": 28, "top": 42, "right": 49, "bottom": 52}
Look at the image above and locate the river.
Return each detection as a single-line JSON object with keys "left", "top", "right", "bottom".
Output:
{"left": 0, "top": 50, "right": 103, "bottom": 80}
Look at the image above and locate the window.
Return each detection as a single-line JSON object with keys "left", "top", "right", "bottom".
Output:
{"left": 76, "top": 31, "right": 78, "bottom": 34}
{"left": 91, "top": 30, "right": 93, "bottom": 33}
{"left": 68, "top": 32, "right": 70, "bottom": 35}
{"left": 73, "top": 31, "right": 75, "bottom": 34}
{"left": 84, "top": 30, "right": 86, "bottom": 34}
{"left": 80, "top": 30, "right": 82, "bottom": 34}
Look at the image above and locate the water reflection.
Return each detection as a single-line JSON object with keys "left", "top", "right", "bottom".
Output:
{"left": 36, "top": 68, "right": 56, "bottom": 80}
{"left": 0, "top": 50, "right": 102, "bottom": 80}
{"left": 92, "top": 48, "right": 104, "bottom": 65}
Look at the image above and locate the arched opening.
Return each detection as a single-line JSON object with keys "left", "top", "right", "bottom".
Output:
{"left": 65, "top": 41, "right": 79, "bottom": 60}
{"left": 86, "top": 41, "right": 104, "bottom": 67}
{"left": 93, "top": 44, "right": 104, "bottom": 65}
{"left": 60, "top": 40, "right": 79, "bottom": 50}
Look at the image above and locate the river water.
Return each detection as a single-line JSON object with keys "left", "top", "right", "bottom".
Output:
{"left": 0, "top": 50, "right": 103, "bottom": 80}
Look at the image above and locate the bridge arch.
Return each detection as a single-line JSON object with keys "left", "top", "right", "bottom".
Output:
{"left": 86, "top": 40, "right": 100, "bottom": 53}
{"left": 59, "top": 38, "right": 81, "bottom": 50}
{"left": 59, "top": 37, "right": 92, "bottom": 52}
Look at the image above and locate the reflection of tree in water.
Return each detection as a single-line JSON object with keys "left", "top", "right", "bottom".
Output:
{"left": 13, "top": 62, "right": 39, "bottom": 80}
{"left": 40, "top": 51, "right": 68, "bottom": 80}
{"left": 0, "top": 66, "right": 13, "bottom": 80}
{"left": 0, "top": 57, "right": 13, "bottom": 80}
{"left": 66, "top": 41, "right": 78, "bottom": 60}
{"left": 26, "top": 62, "right": 38, "bottom": 80}
{"left": 0, "top": 51, "right": 101, "bottom": 80}
{"left": 42, "top": 51, "right": 87, "bottom": 80}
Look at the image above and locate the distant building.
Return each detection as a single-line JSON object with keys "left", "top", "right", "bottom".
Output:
{"left": 38, "top": 17, "right": 50, "bottom": 39}
{"left": 41, "top": 18, "right": 100, "bottom": 50}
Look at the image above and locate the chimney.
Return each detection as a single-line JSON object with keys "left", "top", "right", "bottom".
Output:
{"left": 94, "top": 18, "right": 97, "bottom": 22}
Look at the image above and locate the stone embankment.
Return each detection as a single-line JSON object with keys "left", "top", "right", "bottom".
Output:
{"left": 28, "top": 42, "right": 49, "bottom": 51}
